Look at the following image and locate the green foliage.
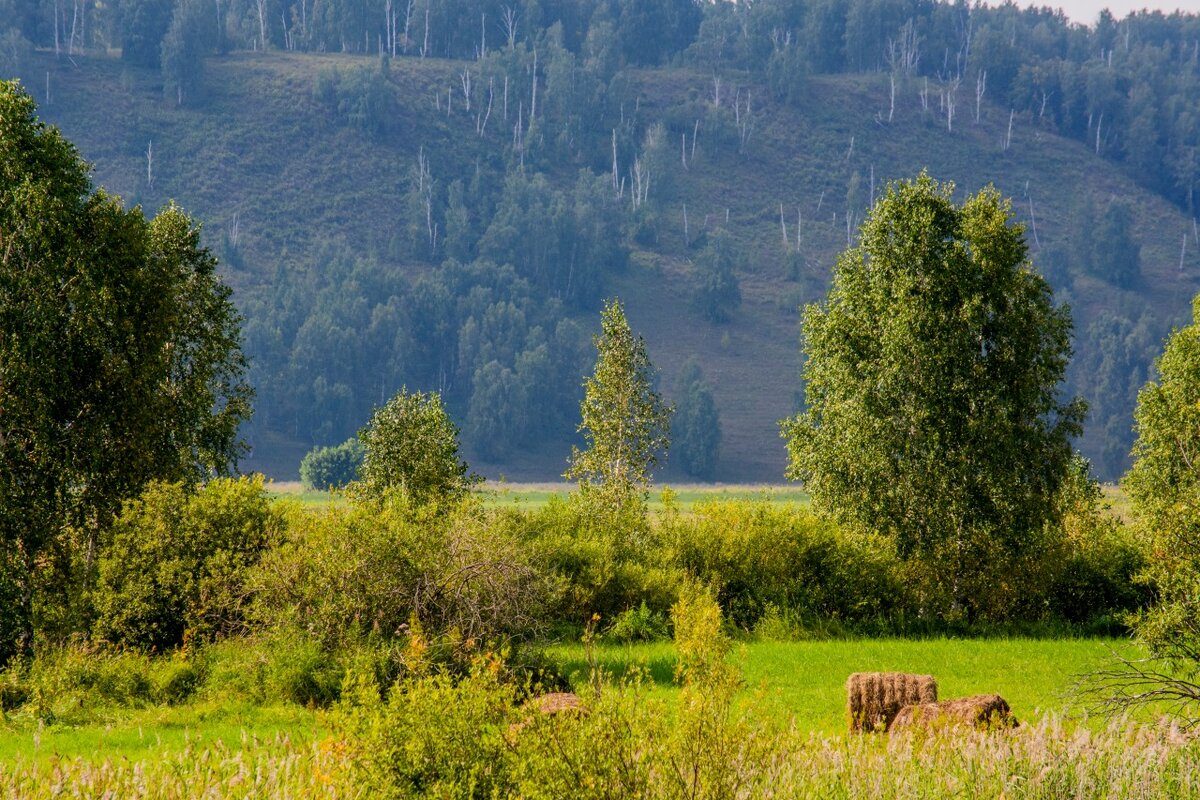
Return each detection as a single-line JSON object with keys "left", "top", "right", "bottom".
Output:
{"left": 0, "top": 82, "right": 251, "bottom": 663}
{"left": 92, "top": 476, "right": 284, "bottom": 651}
{"left": 355, "top": 388, "right": 479, "bottom": 506}
{"left": 672, "top": 359, "right": 721, "bottom": 479}
{"left": 1090, "top": 199, "right": 1142, "bottom": 288}
{"left": 313, "top": 63, "right": 394, "bottom": 137}
{"left": 692, "top": 227, "right": 742, "bottom": 323}
{"left": 0, "top": 27, "right": 31, "bottom": 79}
{"left": 339, "top": 656, "right": 518, "bottom": 799}
{"left": 673, "top": 500, "right": 906, "bottom": 631}
{"left": 566, "top": 299, "right": 673, "bottom": 516}
{"left": 299, "top": 438, "right": 364, "bottom": 490}
{"left": 160, "top": 0, "right": 213, "bottom": 106}
{"left": 251, "top": 496, "right": 549, "bottom": 654}
{"left": 783, "top": 173, "right": 1085, "bottom": 621}
{"left": 1051, "top": 470, "right": 1149, "bottom": 629}
{"left": 119, "top": 0, "right": 173, "bottom": 67}
{"left": 604, "top": 601, "right": 669, "bottom": 643}
{"left": 517, "top": 497, "right": 681, "bottom": 624}
{"left": 1124, "top": 295, "right": 1200, "bottom": 712}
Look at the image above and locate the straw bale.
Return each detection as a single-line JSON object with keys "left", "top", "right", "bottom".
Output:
{"left": 846, "top": 672, "right": 938, "bottom": 733}
{"left": 527, "top": 692, "right": 583, "bottom": 716}
{"left": 507, "top": 692, "right": 586, "bottom": 739}
{"left": 890, "top": 693, "right": 1018, "bottom": 733}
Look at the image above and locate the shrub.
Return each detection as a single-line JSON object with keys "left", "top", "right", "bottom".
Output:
{"left": 604, "top": 601, "right": 669, "bottom": 643}
{"left": 514, "top": 497, "right": 682, "bottom": 625}
{"left": 299, "top": 438, "right": 364, "bottom": 490}
{"left": 251, "top": 495, "right": 550, "bottom": 657}
{"left": 6, "top": 643, "right": 157, "bottom": 723}
{"left": 672, "top": 501, "right": 907, "bottom": 631}
{"left": 92, "top": 476, "right": 285, "bottom": 651}
{"left": 355, "top": 389, "right": 479, "bottom": 507}
{"left": 339, "top": 655, "right": 519, "bottom": 798}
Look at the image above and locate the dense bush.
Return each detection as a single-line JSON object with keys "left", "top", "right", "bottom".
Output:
{"left": 338, "top": 583, "right": 767, "bottom": 800}
{"left": 511, "top": 497, "right": 682, "bottom": 625}
{"left": 299, "top": 437, "right": 364, "bottom": 490}
{"left": 672, "top": 501, "right": 907, "bottom": 630}
{"left": 340, "top": 655, "right": 519, "bottom": 798}
{"left": 92, "top": 476, "right": 285, "bottom": 651}
{"left": 251, "top": 493, "right": 551, "bottom": 654}
{"left": 355, "top": 389, "right": 479, "bottom": 506}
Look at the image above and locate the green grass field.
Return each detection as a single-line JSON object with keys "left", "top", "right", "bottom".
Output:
{"left": 269, "top": 480, "right": 1133, "bottom": 522}
{"left": 546, "top": 637, "right": 1142, "bottom": 734}
{"left": 0, "top": 637, "right": 1139, "bottom": 766}
{"left": 266, "top": 480, "right": 813, "bottom": 511}
{"left": 0, "top": 701, "right": 328, "bottom": 767}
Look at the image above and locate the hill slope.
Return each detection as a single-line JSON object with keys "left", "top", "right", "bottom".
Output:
{"left": 29, "top": 50, "right": 1200, "bottom": 481}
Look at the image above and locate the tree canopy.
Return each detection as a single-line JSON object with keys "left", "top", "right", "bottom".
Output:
{"left": 355, "top": 388, "right": 478, "bottom": 506}
{"left": 0, "top": 80, "right": 252, "bottom": 662}
{"left": 782, "top": 173, "right": 1085, "bottom": 618}
{"left": 673, "top": 359, "right": 721, "bottom": 479}
{"left": 1121, "top": 295, "right": 1200, "bottom": 714}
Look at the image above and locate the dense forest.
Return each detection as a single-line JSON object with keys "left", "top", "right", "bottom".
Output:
{"left": 2, "top": 0, "right": 1199, "bottom": 480}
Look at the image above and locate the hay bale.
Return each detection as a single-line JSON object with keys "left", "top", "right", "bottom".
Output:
{"left": 846, "top": 672, "right": 938, "bottom": 733}
{"left": 890, "top": 694, "right": 1018, "bottom": 733}
{"left": 508, "top": 692, "right": 586, "bottom": 739}
{"left": 526, "top": 692, "right": 583, "bottom": 716}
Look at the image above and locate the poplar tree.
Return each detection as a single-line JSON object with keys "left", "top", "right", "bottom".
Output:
{"left": 1116, "top": 296, "right": 1200, "bottom": 718}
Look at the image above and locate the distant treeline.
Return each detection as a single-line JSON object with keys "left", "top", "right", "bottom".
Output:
{"left": 3, "top": 0, "right": 1198, "bottom": 211}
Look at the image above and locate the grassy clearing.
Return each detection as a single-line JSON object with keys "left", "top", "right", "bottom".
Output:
{"left": 265, "top": 479, "right": 813, "bottom": 511}
{"left": 0, "top": 638, "right": 1137, "bottom": 767}
{"left": 0, "top": 701, "right": 326, "bottom": 766}
{"left": 546, "top": 637, "right": 1142, "bottom": 734}
{"left": 267, "top": 479, "right": 1130, "bottom": 521}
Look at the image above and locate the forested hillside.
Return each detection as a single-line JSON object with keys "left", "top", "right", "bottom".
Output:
{"left": 2, "top": 0, "right": 1199, "bottom": 480}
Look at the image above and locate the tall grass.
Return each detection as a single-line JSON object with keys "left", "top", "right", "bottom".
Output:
{"left": 1, "top": 715, "right": 1196, "bottom": 798}
{"left": 0, "top": 736, "right": 354, "bottom": 798}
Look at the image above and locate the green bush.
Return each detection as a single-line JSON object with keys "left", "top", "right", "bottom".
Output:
{"left": 672, "top": 501, "right": 907, "bottom": 631}
{"left": 3, "top": 644, "right": 158, "bottom": 723}
{"left": 355, "top": 389, "right": 479, "bottom": 507}
{"left": 252, "top": 494, "right": 550, "bottom": 656}
{"left": 1051, "top": 497, "right": 1149, "bottom": 629}
{"left": 340, "top": 656, "right": 519, "bottom": 798}
{"left": 513, "top": 497, "right": 682, "bottom": 625}
{"left": 299, "top": 438, "right": 364, "bottom": 490}
{"left": 92, "top": 476, "right": 285, "bottom": 651}
{"left": 604, "top": 601, "right": 669, "bottom": 643}
{"left": 154, "top": 658, "right": 202, "bottom": 705}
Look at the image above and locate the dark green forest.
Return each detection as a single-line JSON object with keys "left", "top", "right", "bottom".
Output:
{"left": 3, "top": 0, "right": 1200, "bottom": 480}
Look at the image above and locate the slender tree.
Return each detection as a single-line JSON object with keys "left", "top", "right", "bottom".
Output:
{"left": 566, "top": 299, "right": 672, "bottom": 515}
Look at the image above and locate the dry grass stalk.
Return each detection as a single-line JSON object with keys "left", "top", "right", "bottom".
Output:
{"left": 846, "top": 671, "right": 937, "bottom": 732}
{"left": 890, "top": 693, "right": 1018, "bottom": 732}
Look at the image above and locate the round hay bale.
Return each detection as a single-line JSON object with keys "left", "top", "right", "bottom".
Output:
{"left": 890, "top": 693, "right": 1018, "bottom": 733}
